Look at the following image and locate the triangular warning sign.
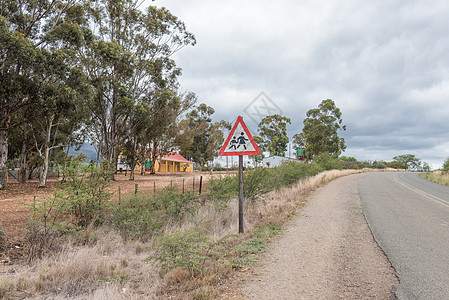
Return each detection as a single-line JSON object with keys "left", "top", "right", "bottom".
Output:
{"left": 218, "top": 116, "right": 261, "bottom": 156}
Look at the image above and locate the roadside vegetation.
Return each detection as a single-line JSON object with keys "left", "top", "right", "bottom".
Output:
{"left": 419, "top": 157, "right": 449, "bottom": 187}
{"left": 0, "top": 156, "right": 370, "bottom": 299}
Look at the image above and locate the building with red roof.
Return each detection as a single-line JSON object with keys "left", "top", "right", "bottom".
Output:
{"left": 151, "top": 152, "right": 194, "bottom": 172}
{"left": 117, "top": 151, "right": 194, "bottom": 173}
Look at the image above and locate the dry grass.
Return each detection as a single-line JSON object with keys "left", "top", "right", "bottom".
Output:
{"left": 0, "top": 168, "right": 369, "bottom": 299}
{"left": 1, "top": 229, "right": 161, "bottom": 299}
{"left": 419, "top": 170, "right": 449, "bottom": 187}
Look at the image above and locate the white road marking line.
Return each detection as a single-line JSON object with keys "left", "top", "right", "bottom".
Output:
{"left": 393, "top": 174, "right": 449, "bottom": 209}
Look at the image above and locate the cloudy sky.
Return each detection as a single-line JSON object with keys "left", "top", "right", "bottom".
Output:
{"left": 152, "top": 0, "right": 449, "bottom": 168}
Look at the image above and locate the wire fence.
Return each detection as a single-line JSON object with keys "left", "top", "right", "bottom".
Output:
{"left": 6, "top": 168, "right": 62, "bottom": 183}
{"left": 114, "top": 172, "right": 237, "bottom": 202}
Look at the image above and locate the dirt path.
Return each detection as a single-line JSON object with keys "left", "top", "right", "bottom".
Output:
{"left": 225, "top": 173, "right": 398, "bottom": 299}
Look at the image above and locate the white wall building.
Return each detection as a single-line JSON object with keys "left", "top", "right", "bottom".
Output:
{"left": 261, "top": 155, "right": 293, "bottom": 168}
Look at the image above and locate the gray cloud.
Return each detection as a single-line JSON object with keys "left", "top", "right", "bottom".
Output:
{"left": 153, "top": 0, "right": 449, "bottom": 168}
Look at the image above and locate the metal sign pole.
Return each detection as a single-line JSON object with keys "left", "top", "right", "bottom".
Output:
{"left": 217, "top": 116, "right": 261, "bottom": 235}
{"left": 238, "top": 155, "right": 244, "bottom": 233}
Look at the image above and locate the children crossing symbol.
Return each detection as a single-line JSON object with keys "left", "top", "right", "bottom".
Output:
{"left": 218, "top": 116, "right": 261, "bottom": 156}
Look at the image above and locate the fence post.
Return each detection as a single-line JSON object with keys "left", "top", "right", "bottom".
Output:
{"left": 170, "top": 180, "right": 173, "bottom": 187}
{"left": 199, "top": 176, "right": 203, "bottom": 194}
{"left": 135, "top": 184, "right": 138, "bottom": 194}
{"left": 154, "top": 182, "right": 156, "bottom": 194}
{"left": 193, "top": 177, "right": 195, "bottom": 192}
{"left": 183, "top": 178, "right": 185, "bottom": 194}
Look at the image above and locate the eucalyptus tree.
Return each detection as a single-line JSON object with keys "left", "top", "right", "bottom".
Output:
{"left": 178, "top": 104, "right": 230, "bottom": 170}
{"left": 0, "top": 0, "right": 87, "bottom": 189}
{"left": 80, "top": 1, "right": 195, "bottom": 177}
{"left": 257, "top": 114, "right": 291, "bottom": 157}
{"left": 148, "top": 90, "right": 196, "bottom": 174}
{"left": 297, "top": 99, "right": 346, "bottom": 158}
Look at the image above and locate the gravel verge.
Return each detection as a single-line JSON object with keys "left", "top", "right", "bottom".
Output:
{"left": 223, "top": 173, "right": 398, "bottom": 299}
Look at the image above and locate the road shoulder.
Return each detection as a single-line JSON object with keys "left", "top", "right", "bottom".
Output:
{"left": 222, "top": 173, "right": 398, "bottom": 299}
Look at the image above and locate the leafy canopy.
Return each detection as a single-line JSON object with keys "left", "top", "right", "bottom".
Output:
{"left": 295, "top": 99, "right": 346, "bottom": 158}
{"left": 392, "top": 154, "right": 421, "bottom": 170}
{"left": 257, "top": 114, "right": 291, "bottom": 157}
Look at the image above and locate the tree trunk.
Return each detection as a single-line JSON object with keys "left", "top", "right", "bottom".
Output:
{"left": 150, "top": 143, "right": 158, "bottom": 174}
{"left": 157, "top": 156, "right": 162, "bottom": 172}
{"left": 39, "top": 147, "right": 50, "bottom": 187}
{"left": 0, "top": 128, "right": 8, "bottom": 190}
{"left": 0, "top": 111, "right": 10, "bottom": 190}
{"left": 19, "top": 130, "right": 28, "bottom": 183}
{"left": 39, "top": 115, "right": 54, "bottom": 187}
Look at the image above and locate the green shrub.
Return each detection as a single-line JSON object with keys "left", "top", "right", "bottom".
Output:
{"left": 443, "top": 158, "right": 449, "bottom": 172}
{"left": 147, "top": 227, "right": 211, "bottom": 275}
{"left": 243, "top": 167, "right": 275, "bottom": 202}
{"left": 312, "top": 153, "right": 343, "bottom": 171}
{"left": 56, "top": 155, "right": 113, "bottom": 226}
{"left": 0, "top": 222, "right": 7, "bottom": 249}
{"left": 208, "top": 168, "right": 275, "bottom": 203}
{"left": 272, "top": 161, "right": 319, "bottom": 187}
{"left": 371, "top": 160, "right": 386, "bottom": 169}
{"left": 207, "top": 175, "right": 238, "bottom": 206}
{"left": 111, "top": 187, "right": 198, "bottom": 240}
{"left": 208, "top": 159, "right": 341, "bottom": 204}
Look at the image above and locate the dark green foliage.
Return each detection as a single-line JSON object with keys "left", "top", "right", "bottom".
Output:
{"left": 391, "top": 154, "right": 421, "bottom": 170}
{"left": 207, "top": 168, "right": 276, "bottom": 204}
{"left": 442, "top": 158, "right": 449, "bottom": 172}
{"left": 111, "top": 187, "right": 198, "bottom": 240}
{"left": 242, "top": 167, "right": 274, "bottom": 201}
{"left": 371, "top": 160, "right": 386, "bottom": 169}
{"left": 178, "top": 104, "right": 231, "bottom": 169}
{"left": 271, "top": 161, "right": 323, "bottom": 186}
{"left": 207, "top": 158, "right": 343, "bottom": 204}
{"left": 312, "top": 153, "right": 343, "bottom": 171}
{"left": 257, "top": 114, "right": 291, "bottom": 156}
{"left": 297, "top": 99, "right": 346, "bottom": 157}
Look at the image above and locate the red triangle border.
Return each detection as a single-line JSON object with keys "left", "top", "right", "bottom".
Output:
{"left": 218, "top": 116, "right": 261, "bottom": 156}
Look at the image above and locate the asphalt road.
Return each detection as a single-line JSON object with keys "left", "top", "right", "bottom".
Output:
{"left": 359, "top": 172, "right": 449, "bottom": 299}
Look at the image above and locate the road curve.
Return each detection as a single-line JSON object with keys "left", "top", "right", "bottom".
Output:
{"left": 359, "top": 172, "right": 449, "bottom": 299}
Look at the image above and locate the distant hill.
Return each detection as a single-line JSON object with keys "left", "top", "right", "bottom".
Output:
{"left": 68, "top": 143, "right": 98, "bottom": 162}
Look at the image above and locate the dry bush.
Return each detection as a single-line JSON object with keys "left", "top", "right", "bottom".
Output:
{"left": 1, "top": 229, "right": 162, "bottom": 299}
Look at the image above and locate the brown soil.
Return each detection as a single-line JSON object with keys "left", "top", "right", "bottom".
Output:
{"left": 222, "top": 173, "right": 398, "bottom": 299}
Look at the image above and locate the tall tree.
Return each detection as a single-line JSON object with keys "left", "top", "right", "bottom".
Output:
{"left": 151, "top": 91, "right": 196, "bottom": 174}
{"left": 179, "top": 104, "right": 230, "bottom": 169}
{"left": 81, "top": 1, "right": 195, "bottom": 177}
{"left": 257, "top": 114, "right": 291, "bottom": 157}
{"left": 298, "top": 99, "right": 346, "bottom": 158}
{"left": 0, "top": 0, "right": 87, "bottom": 189}
{"left": 392, "top": 154, "right": 421, "bottom": 170}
